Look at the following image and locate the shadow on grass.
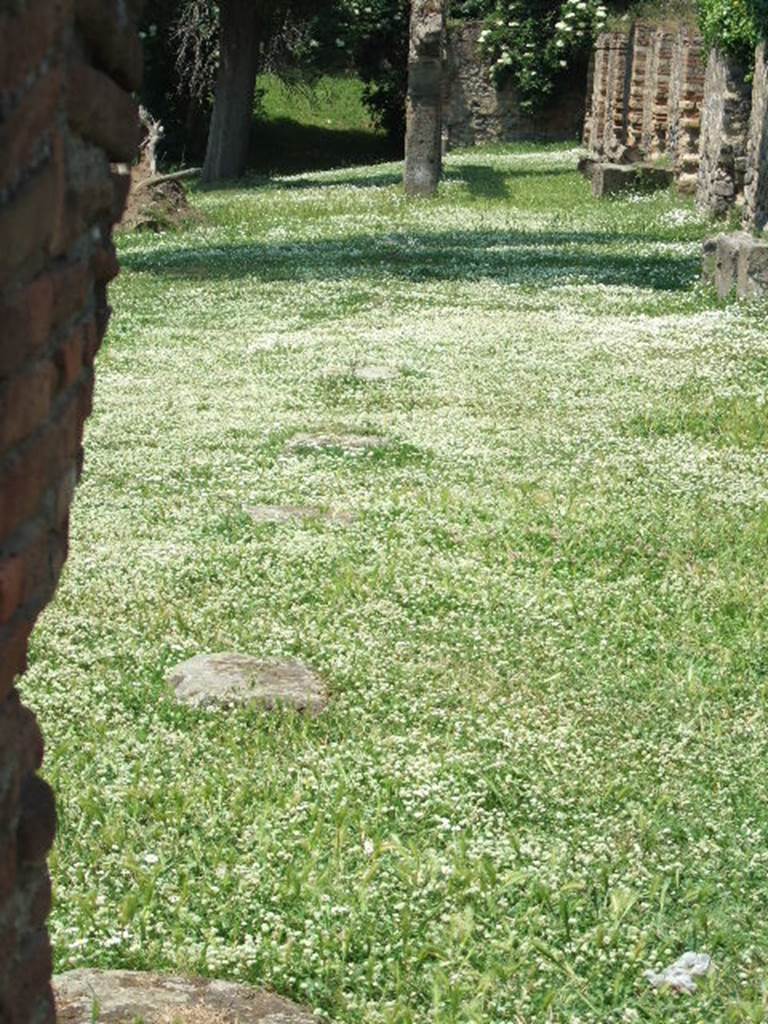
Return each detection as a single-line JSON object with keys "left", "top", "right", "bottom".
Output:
{"left": 244, "top": 117, "right": 401, "bottom": 177}
{"left": 259, "top": 160, "right": 577, "bottom": 195}
{"left": 122, "top": 227, "right": 699, "bottom": 292}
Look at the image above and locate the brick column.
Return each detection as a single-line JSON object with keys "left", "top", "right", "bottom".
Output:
{"left": 625, "top": 21, "right": 653, "bottom": 158}
{"left": 669, "top": 27, "right": 706, "bottom": 194}
{"left": 0, "top": 3, "right": 141, "bottom": 1023}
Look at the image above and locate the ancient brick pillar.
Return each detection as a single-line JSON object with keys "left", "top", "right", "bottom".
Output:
{"left": 696, "top": 47, "right": 753, "bottom": 217}
{"left": 625, "top": 21, "right": 654, "bottom": 159}
{"left": 584, "top": 30, "right": 631, "bottom": 162}
{"left": 669, "top": 27, "right": 706, "bottom": 194}
{"left": 744, "top": 42, "right": 768, "bottom": 234}
{"left": 0, "top": 2, "right": 141, "bottom": 1022}
{"left": 582, "top": 49, "right": 596, "bottom": 148}
{"left": 404, "top": 0, "right": 446, "bottom": 197}
{"left": 645, "top": 27, "right": 676, "bottom": 160}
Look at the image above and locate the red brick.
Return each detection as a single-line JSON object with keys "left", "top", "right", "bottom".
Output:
{"left": 91, "top": 242, "right": 119, "bottom": 284}
{"left": 0, "top": 164, "right": 60, "bottom": 292}
{"left": 67, "top": 64, "right": 140, "bottom": 163}
{"left": 0, "top": 362, "right": 57, "bottom": 451}
{"left": 20, "top": 869, "right": 52, "bottom": 932}
{"left": 50, "top": 260, "right": 91, "bottom": 328}
{"left": 0, "top": 622, "right": 33, "bottom": 700}
{"left": 81, "top": 320, "right": 99, "bottom": 366}
{"left": 53, "top": 327, "right": 85, "bottom": 392}
{"left": 0, "top": 833, "right": 18, "bottom": 903}
{"left": 74, "top": 0, "right": 143, "bottom": 91}
{"left": 0, "top": 275, "right": 54, "bottom": 382}
{"left": 16, "top": 778, "right": 55, "bottom": 865}
{"left": 53, "top": 465, "right": 77, "bottom": 524}
{"left": 12, "top": 929, "right": 53, "bottom": 1005}
{"left": 0, "top": 395, "right": 82, "bottom": 544}
{"left": 0, "top": 70, "right": 63, "bottom": 194}
{"left": 0, "top": 557, "right": 24, "bottom": 625}
{"left": 77, "top": 376, "right": 94, "bottom": 426}
{"left": 0, "top": 0, "right": 60, "bottom": 96}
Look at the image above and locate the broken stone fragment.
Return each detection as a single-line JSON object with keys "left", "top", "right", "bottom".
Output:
{"left": 54, "top": 969, "right": 317, "bottom": 1024}
{"left": 166, "top": 653, "right": 328, "bottom": 714}
{"left": 245, "top": 504, "right": 353, "bottom": 525}
{"left": 286, "top": 432, "right": 387, "bottom": 454}
{"left": 353, "top": 365, "right": 399, "bottom": 382}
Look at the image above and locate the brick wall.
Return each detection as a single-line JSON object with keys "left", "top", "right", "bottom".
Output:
{"left": 0, "top": 3, "right": 141, "bottom": 1023}
{"left": 668, "top": 28, "right": 706, "bottom": 194}
{"left": 744, "top": 42, "right": 768, "bottom": 233}
{"left": 583, "top": 23, "right": 706, "bottom": 188}
{"left": 695, "top": 47, "right": 752, "bottom": 216}
{"left": 443, "top": 21, "right": 586, "bottom": 148}
{"left": 583, "top": 30, "right": 631, "bottom": 161}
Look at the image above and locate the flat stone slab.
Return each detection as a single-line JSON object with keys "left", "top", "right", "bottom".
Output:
{"left": 167, "top": 654, "right": 327, "bottom": 714}
{"left": 704, "top": 231, "right": 768, "bottom": 299}
{"left": 592, "top": 162, "right": 674, "bottom": 197}
{"left": 353, "top": 365, "right": 399, "bottom": 382}
{"left": 246, "top": 504, "right": 353, "bottom": 525}
{"left": 54, "top": 970, "right": 316, "bottom": 1024}
{"left": 286, "top": 433, "right": 387, "bottom": 454}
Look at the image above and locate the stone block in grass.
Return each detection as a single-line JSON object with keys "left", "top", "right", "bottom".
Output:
{"left": 592, "top": 162, "right": 674, "bottom": 197}
{"left": 286, "top": 432, "right": 387, "bottom": 454}
{"left": 167, "top": 654, "right": 328, "bottom": 714}
{"left": 55, "top": 970, "right": 316, "bottom": 1024}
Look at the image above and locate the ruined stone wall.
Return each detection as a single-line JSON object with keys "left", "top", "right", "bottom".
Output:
{"left": 584, "top": 23, "right": 706, "bottom": 187}
{"left": 0, "top": 3, "right": 141, "bottom": 1023}
{"left": 744, "top": 42, "right": 768, "bottom": 233}
{"left": 695, "top": 48, "right": 753, "bottom": 216}
{"left": 443, "top": 21, "right": 585, "bottom": 148}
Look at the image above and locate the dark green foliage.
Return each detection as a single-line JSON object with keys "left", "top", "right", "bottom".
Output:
{"left": 696, "top": 0, "right": 764, "bottom": 61}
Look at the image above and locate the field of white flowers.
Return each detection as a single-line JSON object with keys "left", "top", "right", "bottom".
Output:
{"left": 25, "top": 146, "right": 768, "bottom": 1023}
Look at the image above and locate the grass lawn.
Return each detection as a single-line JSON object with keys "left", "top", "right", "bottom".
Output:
{"left": 249, "top": 74, "right": 398, "bottom": 176}
{"left": 25, "top": 146, "right": 768, "bottom": 1024}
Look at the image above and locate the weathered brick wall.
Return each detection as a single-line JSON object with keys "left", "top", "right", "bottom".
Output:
{"left": 584, "top": 22, "right": 706, "bottom": 189}
{"left": 668, "top": 28, "right": 706, "bottom": 194}
{"left": 584, "top": 30, "right": 631, "bottom": 161}
{"left": 625, "top": 21, "right": 654, "bottom": 159}
{"left": 696, "top": 47, "right": 753, "bottom": 216}
{"left": 744, "top": 42, "right": 768, "bottom": 233}
{"left": 443, "top": 21, "right": 585, "bottom": 148}
{"left": 0, "top": 2, "right": 141, "bottom": 1023}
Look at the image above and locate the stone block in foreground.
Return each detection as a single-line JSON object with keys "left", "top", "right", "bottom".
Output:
{"left": 55, "top": 970, "right": 316, "bottom": 1024}
{"left": 167, "top": 654, "right": 328, "bottom": 714}
{"left": 703, "top": 232, "right": 768, "bottom": 299}
{"left": 592, "top": 162, "right": 674, "bottom": 196}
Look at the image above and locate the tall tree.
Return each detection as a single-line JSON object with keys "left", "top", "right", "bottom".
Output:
{"left": 201, "top": 0, "right": 262, "bottom": 182}
{"left": 404, "top": 0, "right": 446, "bottom": 196}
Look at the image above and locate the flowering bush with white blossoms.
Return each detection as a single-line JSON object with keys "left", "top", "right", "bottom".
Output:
{"left": 479, "top": 0, "right": 609, "bottom": 111}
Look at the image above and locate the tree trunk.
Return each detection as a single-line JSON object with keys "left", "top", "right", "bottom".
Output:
{"left": 404, "top": 0, "right": 446, "bottom": 197}
{"left": 201, "top": 0, "right": 260, "bottom": 183}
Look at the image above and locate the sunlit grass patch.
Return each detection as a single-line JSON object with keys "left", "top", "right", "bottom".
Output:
{"left": 628, "top": 389, "right": 768, "bottom": 450}
{"left": 25, "top": 144, "right": 768, "bottom": 1024}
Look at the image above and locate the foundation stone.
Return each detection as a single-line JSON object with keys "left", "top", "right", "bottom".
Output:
{"left": 55, "top": 970, "right": 316, "bottom": 1024}
{"left": 167, "top": 654, "right": 328, "bottom": 715}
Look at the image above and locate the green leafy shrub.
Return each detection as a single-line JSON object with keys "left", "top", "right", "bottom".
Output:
{"left": 696, "top": 0, "right": 766, "bottom": 61}
{"left": 478, "top": 0, "right": 609, "bottom": 111}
